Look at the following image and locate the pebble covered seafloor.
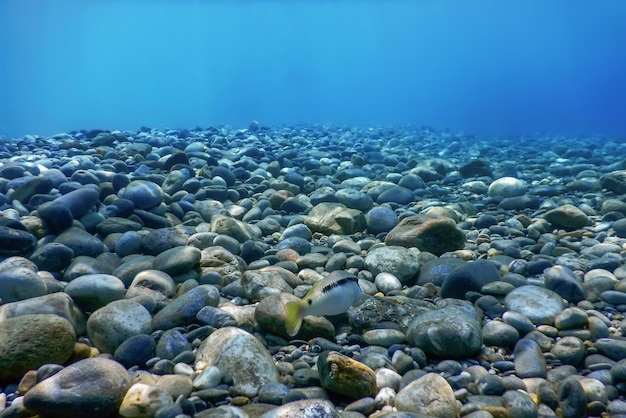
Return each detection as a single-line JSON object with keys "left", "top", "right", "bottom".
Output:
{"left": 1, "top": 123, "right": 626, "bottom": 418}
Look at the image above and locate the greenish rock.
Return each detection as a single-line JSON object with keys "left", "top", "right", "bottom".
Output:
{"left": 543, "top": 204, "right": 591, "bottom": 230}
{"left": 317, "top": 351, "right": 376, "bottom": 399}
{"left": 153, "top": 246, "right": 201, "bottom": 276}
{"left": 0, "top": 314, "right": 75, "bottom": 380}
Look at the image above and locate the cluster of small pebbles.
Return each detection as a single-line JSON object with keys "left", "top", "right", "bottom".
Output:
{"left": 1, "top": 124, "right": 626, "bottom": 418}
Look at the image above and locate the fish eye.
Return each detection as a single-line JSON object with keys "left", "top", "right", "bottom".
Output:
{"left": 307, "top": 299, "right": 312, "bottom": 305}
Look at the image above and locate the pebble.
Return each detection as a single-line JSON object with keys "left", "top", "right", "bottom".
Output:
{"left": 3, "top": 126, "right": 626, "bottom": 418}
{"left": 318, "top": 351, "right": 377, "bottom": 398}
{"left": 23, "top": 357, "right": 130, "bottom": 418}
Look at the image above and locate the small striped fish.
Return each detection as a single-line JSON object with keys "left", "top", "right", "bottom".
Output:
{"left": 285, "top": 270, "right": 362, "bottom": 336}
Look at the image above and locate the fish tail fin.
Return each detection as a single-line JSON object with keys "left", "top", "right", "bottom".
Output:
{"left": 285, "top": 301, "right": 306, "bottom": 337}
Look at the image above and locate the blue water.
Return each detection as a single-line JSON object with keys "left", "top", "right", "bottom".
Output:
{"left": 1, "top": 0, "right": 626, "bottom": 138}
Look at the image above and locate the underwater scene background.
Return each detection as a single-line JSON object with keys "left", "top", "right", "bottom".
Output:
{"left": 2, "top": 0, "right": 626, "bottom": 138}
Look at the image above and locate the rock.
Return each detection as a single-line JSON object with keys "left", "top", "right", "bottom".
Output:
{"left": 417, "top": 257, "right": 466, "bottom": 287}
{"left": 362, "top": 329, "right": 406, "bottom": 347}
{"left": 0, "top": 226, "right": 37, "bottom": 256}
{"left": 504, "top": 285, "right": 566, "bottom": 325}
{"left": 141, "top": 225, "right": 195, "bottom": 256}
{"left": 384, "top": 215, "right": 465, "bottom": 256}
{"left": 241, "top": 266, "right": 298, "bottom": 302}
{"left": 481, "top": 321, "right": 520, "bottom": 347}
{"left": 543, "top": 265, "right": 586, "bottom": 304}
{"left": 23, "top": 357, "right": 130, "bottom": 418}
{"left": 459, "top": 159, "right": 492, "bottom": 178}
{"left": 335, "top": 188, "right": 374, "bottom": 211}
{"left": 377, "top": 185, "right": 415, "bottom": 205}
{"left": 259, "top": 399, "right": 339, "bottom": 418}
{"left": 29, "top": 242, "right": 75, "bottom": 271}
{"left": 0, "top": 266, "right": 47, "bottom": 302}
{"left": 349, "top": 295, "right": 435, "bottom": 332}
{"left": 64, "top": 273, "right": 126, "bottom": 313}
{"left": 440, "top": 259, "right": 500, "bottom": 299}
{"left": 254, "top": 293, "right": 335, "bottom": 340}
{"left": 153, "top": 245, "right": 201, "bottom": 276}
{"left": 155, "top": 329, "right": 192, "bottom": 360}
{"left": 543, "top": 204, "right": 591, "bottom": 229}
{"left": 37, "top": 201, "right": 74, "bottom": 233}
{"left": 0, "top": 292, "right": 86, "bottom": 335}
{"left": 407, "top": 301, "right": 482, "bottom": 358}
{"left": 0, "top": 314, "right": 75, "bottom": 380}
{"left": 395, "top": 373, "right": 458, "bottom": 418}
{"left": 514, "top": 338, "right": 547, "bottom": 378}
{"left": 551, "top": 336, "right": 585, "bottom": 366}
{"left": 119, "top": 383, "right": 174, "bottom": 418}
{"left": 317, "top": 351, "right": 376, "bottom": 399}
{"left": 364, "top": 245, "right": 420, "bottom": 284}
{"left": 126, "top": 269, "right": 176, "bottom": 310}
{"left": 601, "top": 170, "right": 626, "bottom": 194}
{"left": 87, "top": 299, "right": 153, "bottom": 353}
{"left": 488, "top": 177, "right": 528, "bottom": 197}
{"left": 119, "top": 179, "right": 164, "bottom": 210}
{"left": 199, "top": 246, "right": 243, "bottom": 285}
{"left": 210, "top": 214, "right": 260, "bottom": 243}
{"left": 195, "top": 327, "right": 279, "bottom": 397}
{"left": 304, "top": 202, "right": 366, "bottom": 235}
{"left": 54, "top": 187, "right": 101, "bottom": 218}
{"left": 152, "top": 284, "right": 220, "bottom": 330}
{"left": 558, "top": 378, "right": 588, "bottom": 418}
{"left": 55, "top": 226, "right": 107, "bottom": 257}
{"left": 365, "top": 207, "right": 399, "bottom": 235}
{"left": 114, "top": 334, "right": 156, "bottom": 368}
{"left": 502, "top": 390, "right": 538, "bottom": 418}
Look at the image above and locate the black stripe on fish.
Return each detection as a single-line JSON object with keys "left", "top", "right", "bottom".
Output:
{"left": 321, "top": 276, "right": 358, "bottom": 294}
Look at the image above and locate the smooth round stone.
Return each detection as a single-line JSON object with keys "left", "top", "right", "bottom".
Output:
{"left": 407, "top": 304, "right": 482, "bottom": 358}
{"left": 155, "top": 329, "right": 192, "bottom": 360}
{"left": 502, "top": 390, "right": 538, "bottom": 418}
{"left": 293, "top": 367, "right": 320, "bottom": 386}
{"left": 275, "top": 237, "right": 312, "bottom": 255}
{"left": 318, "top": 351, "right": 376, "bottom": 399}
{"left": 0, "top": 266, "right": 47, "bottom": 303}
{"left": 304, "top": 202, "right": 366, "bottom": 236}
{"left": 23, "top": 357, "right": 130, "bottom": 418}
{"left": 126, "top": 269, "right": 176, "bottom": 310}
{"left": 55, "top": 187, "right": 100, "bottom": 219}
{"left": 195, "top": 327, "right": 278, "bottom": 397}
{"left": 241, "top": 266, "right": 296, "bottom": 302}
{"left": 488, "top": 177, "right": 527, "bottom": 197}
{"left": 153, "top": 246, "right": 201, "bottom": 276}
{"left": 417, "top": 257, "right": 466, "bottom": 287}
{"left": 260, "top": 399, "right": 339, "bottom": 418}
{"left": 374, "top": 272, "right": 403, "bottom": 294}
{"left": 119, "top": 382, "right": 174, "bottom": 417}
{"left": 258, "top": 382, "right": 290, "bottom": 405}
{"left": 481, "top": 281, "right": 515, "bottom": 296}
{"left": 296, "top": 252, "right": 328, "bottom": 269}
{"left": 385, "top": 214, "right": 466, "bottom": 256}
{"left": 364, "top": 246, "right": 420, "bottom": 284}
{"left": 579, "top": 377, "right": 608, "bottom": 404}
{"left": 502, "top": 310, "right": 536, "bottom": 336}
{"left": 376, "top": 368, "right": 402, "bottom": 392}
{"left": 558, "top": 378, "right": 588, "bottom": 418}
{"left": 119, "top": 179, "right": 164, "bottom": 210}
{"left": 396, "top": 373, "right": 458, "bottom": 418}
{"left": 193, "top": 365, "right": 223, "bottom": 390}
{"left": 280, "top": 223, "right": 313, "bottom": 241}
{"left": 0, "top": 314, "right": 75, "bottom": 381}
{"left": 151, "top": 284, "right": 220, "bottom": 330}
{"left": 64, "top": 273, "right": 126, "bottom": 313}
{"left": 377, "top": 185, "right": 414, "bottom": 205}
{"left": 366, "top": 206, "right": 399, "bottom": 235}
{"left": 551, "top": 336, "right": 585, "bottom": 366}
{"left": 363, "top": 329, "right": 406, "bottom": 347}
{"left": 335, "top": 188, "right": 373, "bottom": 211}
{"left": 543, "top": 265, "right": 586, "bottom": 304}
{"left": 30, "top": 242, "right": 75, "bottom": 272}
{"left": 543, "top": 204, "right": 591, "bottom": 230}
{"left": 595, "top": 338, "right": 626, "bottom": 361}
{"left": 554, "top": 307, "right": 588, "bottom": 330}
{"left": 0, "top": 226, "right": 37, "bottom": 256}
{"left": 601, "top": 290, "right": 626, "bottom": 305}
{"left": 196, "top": 305, "right": 236, "bottom": 328}
{"left": 504, "top": 285, "right": 566, "bottom": 325}
{"left": 113, "top": 334, "right": 156, "bottom": 368}
{"left": 55, "top": 226, "right": 107, "bottom": 257}
{"left": 37, "top": 202, "right": 74, "bottom": 233}
{"left": 481, "top": 321, "right": 520, "bottom": 347}
{"left": 113, "top": 255, "right": 155, "bottom": 286}
{"left": 87, "top": 299, "right": 153, "bottom": 353}
{"left": 514, "top": 338, "right": 547, "bottom": 378}
{"left": 440, "top": 259, "right": 500, "bottom": 299}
